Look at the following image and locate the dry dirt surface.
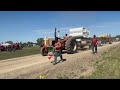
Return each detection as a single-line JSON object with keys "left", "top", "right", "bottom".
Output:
{"left": 0, "top": 42, "right": 120, "bottom": 79}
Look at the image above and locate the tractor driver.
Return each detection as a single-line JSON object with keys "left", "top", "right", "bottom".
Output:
{"left": 64, "top": 34, "right": 69, "bottom": 42}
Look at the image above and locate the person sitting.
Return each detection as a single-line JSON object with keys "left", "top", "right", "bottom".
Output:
{"left": 64, "top": 34, "right": 69, "bottom": 42}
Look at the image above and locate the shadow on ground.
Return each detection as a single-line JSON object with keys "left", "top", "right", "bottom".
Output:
{"left": 62, "top": 48, "right": 89, "bottom": 54}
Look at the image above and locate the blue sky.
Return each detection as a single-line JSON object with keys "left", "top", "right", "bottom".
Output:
{"left": 0, "top": 11, "right": 120, "bottom": 43}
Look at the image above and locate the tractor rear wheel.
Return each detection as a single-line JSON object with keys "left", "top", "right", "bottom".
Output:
{"left": 66, "top": 37, "right": 78, "bottom": 54}
{"left": 40, "top": 47, "right": 48, "bottom": 56}
{"left": 1, "top": 46, "right": 5, "bottom": 51}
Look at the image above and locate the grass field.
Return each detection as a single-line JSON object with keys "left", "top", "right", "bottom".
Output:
{"left": 0, "top": 46, "right": 40, "bottom": 60}
{"left": 50, "top": 43, "right": 120, "bottom": 79}
{"left": 85, "top": 45, "right": 120, "bottom": 79}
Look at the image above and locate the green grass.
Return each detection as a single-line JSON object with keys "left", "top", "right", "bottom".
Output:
{"left": 85, "top": 46, "right": 120, "bottom": 79}
{"left": 0, "top": 46, "right": 40, "bottom": 60}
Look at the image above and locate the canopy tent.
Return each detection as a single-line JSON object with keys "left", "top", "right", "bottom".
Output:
{"left": 1, "top": 43, "right": 11, "bottom": 46}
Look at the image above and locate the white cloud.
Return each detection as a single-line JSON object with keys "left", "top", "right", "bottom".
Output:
{"left": 33, "top": 22, "right": 120, "bottom": 38}
{"left": 33, "top": 29, "right": 54, "bottom": 35}
{"left": 89, "top": 21, "right": 120, "bottom": 29}
{"left": 88, "top": 21, "right": 120, "bottom": 37}
{"left": 60, "top": 27, "right": 70, "bottom": 29}
{"left": 33, "top": 27, "right": 70, "bottom": 35}
{"left": 33, "top": 28, "right": 70, "bottom": 38}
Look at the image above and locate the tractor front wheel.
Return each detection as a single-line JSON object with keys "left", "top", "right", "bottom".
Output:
{"left": 40, "top": 47, "right": 48, "bottom": 56}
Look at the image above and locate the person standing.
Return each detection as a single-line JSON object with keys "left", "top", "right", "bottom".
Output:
{"left": 53, "top": 38, "right": 64, "bottom": 65}
{"left": 91, "top": 35, "right": 98, "bottom": 54}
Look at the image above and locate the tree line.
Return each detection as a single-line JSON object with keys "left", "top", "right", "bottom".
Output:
{"left": 1, "top": 38, "right": 44, "bottom": 47}
{"left": 2, "top": 34, "right": 120, "bottom": 46}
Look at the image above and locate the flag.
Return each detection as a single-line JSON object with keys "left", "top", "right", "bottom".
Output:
{"left": 48, "top": 55, "right": 52, "bottom": 60}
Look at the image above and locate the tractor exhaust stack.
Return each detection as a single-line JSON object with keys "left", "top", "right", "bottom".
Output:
{"left": 54, "top": 27, "right": 57, "bottom": 41}
{"left": 58, "top": 31, "right": 60, "bottom": 38}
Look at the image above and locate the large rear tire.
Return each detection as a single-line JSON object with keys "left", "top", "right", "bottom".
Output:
{"left": 40, "top": 47, "right": 48, "bottom": 56}
{"left": 66, "top": 37, "right": 78, "bottom": 54}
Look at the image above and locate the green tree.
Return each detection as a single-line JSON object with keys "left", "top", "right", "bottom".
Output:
{"left": 5, "top": 41, "right": 13, "bottom": 44}
{"left": 19, "top": 42, "right": 24, "bottom": 48}
{"left": 37, "top": 38, "right": 43, "bottom": 45}
{"left": 27, "top": 42, "right": 33, "bottom": 47}
{"left": 23, "top": 42, "right": 27, "bottom": 47}
{"left": 19, "top": 42, "right": 22, "bottom": 45}
{"left": 115, "top": 35, "right": 120, "bottom": 38}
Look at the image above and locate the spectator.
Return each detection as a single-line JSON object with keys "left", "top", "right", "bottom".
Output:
{"left": 91, "top": 35, "right": 98, "bottom": 54}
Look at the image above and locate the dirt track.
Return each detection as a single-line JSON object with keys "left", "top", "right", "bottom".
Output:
{"left": 0, "top": 42, "right": 120, "bottom": 79}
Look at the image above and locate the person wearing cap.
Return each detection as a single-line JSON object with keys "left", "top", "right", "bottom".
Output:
{"left": 91, "top": 35, "right": 98, "bottom": 54}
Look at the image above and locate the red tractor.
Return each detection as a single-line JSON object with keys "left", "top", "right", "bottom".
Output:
{"left": 0, "top": 43, "right": 22, "bottom": 52}
{"left": 12, "top": 43, "right": 23, "bottom": 51}
{"left": 0, "top": 45, "right": 6, "bottom": 51}
{"left": 40, "top": 27, "right": 91, "bottom": 56}
{"left": 0, "top": 43, "right": 12, "bottom": 51}
{"left": 106, "top": 34, "right": 112, "bottom": 44}
{"left": 98, "top": 34, "right": 112, "bottom": 45}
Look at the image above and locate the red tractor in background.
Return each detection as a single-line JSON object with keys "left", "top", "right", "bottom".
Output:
{"left": 98, "top": 34, "right": 112, "bottom": 45}
{"left": 0, "top": 43, "right": 22, "bottom": 52}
